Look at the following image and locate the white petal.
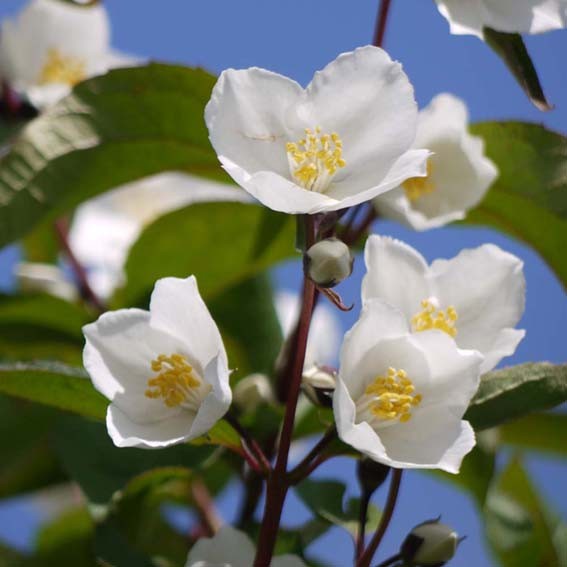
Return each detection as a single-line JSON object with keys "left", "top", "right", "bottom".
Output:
{"left": 106, "top": 404, "right": 197, "bottom": 449}
{"left": 220, "top": 158, "right": 339, "bottom": 214}
{"left": 338, "top": 300, "right": 410, "bottom": 399}
{"left": 149, "top": 276, "right": 227, "bottom": 371}
{"left": 362, "top": 235, "right": 430, "bottom": 318}
{"left": 83, "top": 308, "right": 187, "bottom": 423}
{"left": 379, "top": 410, "right": 476, "bottom": 473}
{"left": 205, "top": 67, "right": 302, "bottom": 179}
{"left": 0, "top": 0, "right": 110, "bottom": 93}
{"left": 185, "top": 525, "right": 255, "bottom": 567}
{"left": 187, "top": 354, "right": 232, "bottom": 440}
{"left": 303, "top": 46, "right": 419, "bottom": 198}
{"left": 431, "top": 244, "right": 526, "bottom": 371}
{"left": 436, "top": 0, "right": 567, "bottom": 38}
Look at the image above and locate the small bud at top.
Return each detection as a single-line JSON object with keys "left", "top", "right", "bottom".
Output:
{"left": 304, "top": 238, "right": 353, "bottom": 288}
{"left": 401, "top": 518, "right": 459, "bottom": 566}
{"left": 302, "top": 364, "right": 336, "bottom": 407}
{"left": 233, "top": 373, "right": 274, "bottom": 413}
{"left": 356, "top": 457, "right": 390, "bottom": 496}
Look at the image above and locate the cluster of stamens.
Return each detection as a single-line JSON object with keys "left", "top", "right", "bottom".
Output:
{"left": 145, "top": 354, "right": 201, "bottom": 408}
{"left": 286, "top": 127, "right": 346, "bottom": 192}
{"left": 402, "top": 160, "right": 435, "bottom": 202}
{"left": 412, "top": 299, "right": 458, "bottom": 337}
{"left": 38, "top": 48, "right": 87, "bottom": 86}
{"left": 357, "top": 367, "right": 422, "bottom": 424}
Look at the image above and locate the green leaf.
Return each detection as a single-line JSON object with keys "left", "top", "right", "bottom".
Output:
{"left": 0, "top": 293, "right": 87, "bottom": 364}
{"left": 122, "top": 202, "right": 295, "bottom": 306}
{"left": 295, "top": 479, "right": 380, "bottom": 539}
{"left": 483, "top": 28, "right": 551, "bottom": 111}
{"left": 0, "top": 64, "right": 227, "bottom": 248}
{"left": 0, "top": 396, "right": 65, "bottom": 499}
{"left": 469, "top": 122, "right": 567, "bottom": 288}
{"left": 499, "top": 412, "right": 567, "bottom": 457}
{"left": 485, "top": 458, "right": 562, "bottom": 566}
{"left": 210, "top": 274, "right": 284, "bottom": 376}
{"left": 0, "top": 361, "right": 107, "bottom": 420}
{"left": 34, "top": 507, "right": 95, "bottom": 567}
{"left": 465, "top": 363, "right": 567, "bottom": 430}
{"left": 54, "top": 416, "right": 223, "bottom": 506}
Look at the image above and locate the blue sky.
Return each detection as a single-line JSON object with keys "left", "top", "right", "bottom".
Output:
{"left": 0, "top": 1, "right": 566, "bottom": 566}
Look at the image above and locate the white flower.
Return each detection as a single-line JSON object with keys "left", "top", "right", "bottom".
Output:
{"left": 205, "top": 46, "right": 430, "bottom": 214}
{"left": 374, "top": 94, "right": 498, "bottom": 230}
{"left": 0, "top": 0, "right": 139, "bottom": 108}
{"left": 362, "top": 236, "right": 525, "bottom": 373}
{"left": 185, "top": 525, "right": 306, "bottom": 567}
{"left": 83, "top": 276, "right": 231, "bottom": 449}
{"left": 435, "top": 0, "right": 567, "bottom": 39}
{"left": 334, "top": 300, "right": 482, "bottom": 473}
{"left": 233, "top": 373, "right": 274, "bottom": 412}
{"left": 275, "top": 291, "right": 342, "bottom": 369}
{"left": 15, "top": 262, "right": 77, "bottom": 301}
{"left": 69, "top": 173, "right": 250, "bottom": 299}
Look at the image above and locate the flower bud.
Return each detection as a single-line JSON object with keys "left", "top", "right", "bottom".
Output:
{"left": 304, "top": 238, "right": 353, "bottom": 288}
{"left": 233, "top": 373, "right": 274, "bottom": 413}
{"left": 400, "top": 519, "right": 459, "bottom": 566}
{"left": 301, "top": 364, "right": 336, "bottom": 407}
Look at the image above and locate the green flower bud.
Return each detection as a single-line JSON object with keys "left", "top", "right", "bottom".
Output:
{"left": 401, "top": 518, "right": 459, "bottom": 566}
{"left": 233, "top": 373, "right": 274, "bottom": 413}
{"left": 302, "top": 364, "right": 336, "bottom": 407}
{"left": 304, "top": 238, "right": 353, "bottom": 288}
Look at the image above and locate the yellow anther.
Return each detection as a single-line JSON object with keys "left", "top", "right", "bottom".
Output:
{"left": 363, "top": 368, "right": 422, "bottom": 424}
{"left": 412, "top": 299, "right": 458, "bottom": 338}
{"left": 38, "top": 48, "right": 87, "bottom": 86}
{"left": 403, "top": 159, "right": 435, "bottom": 202}
{"left": 145, "top": 353, "right": 201, "bottom": 408}
{"left": 286, "top": 127, "right": 346, "bottom": 192}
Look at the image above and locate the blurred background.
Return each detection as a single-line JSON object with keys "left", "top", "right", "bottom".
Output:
{"left": 0, "top": 1, "right": 565, "bottom": 565}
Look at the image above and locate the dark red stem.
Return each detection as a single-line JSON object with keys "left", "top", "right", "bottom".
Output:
{"left": 373, "top": 0, "right": 393, "bottom": 48}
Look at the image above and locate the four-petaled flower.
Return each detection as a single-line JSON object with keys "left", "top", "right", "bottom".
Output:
{"left": 185, "top": 525, "right": 306, "bottom": 567}
{"left": 205, "top": 46, "right": 430, "bottom": 214}
{"left": 362, "top": 236, "right": 525, "bottom": 373}
{"left": 435, "top": 0, "right": 567, "bottom": 39}
{"left": 83, "top": 276, "right": 231, "bottom": 448}
{"left": 374, "top": 93, "right": 498, "bottom": 230}
{"left": 334, "top": 299, "right": 482, "bottom": 473}
{"left": 0, "top": 0, "right": 139, "bottom": 108}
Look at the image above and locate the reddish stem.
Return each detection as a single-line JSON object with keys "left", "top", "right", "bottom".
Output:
{"left": 191, "top": 478, "right": 222, "bottom": 537}
{"left": 373, "top": 0, "right": 393, "bottom": 48}
{"left": 357, "top": 469, "right": 403, "bottom": 567}
{"left": 253, "top": 216, "right": 317, "bottom": 566}
{"left": 54, "top": 218, "right": 106, "bottom": 313}
{"left": 226, "top": 412, "right": 272, "bottom": 474}
{"left": 287, "top": 426, "right": 336, "bottom": 485}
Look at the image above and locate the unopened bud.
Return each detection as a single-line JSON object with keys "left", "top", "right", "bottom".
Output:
{"left": 15, "top": 262, "right": 77, "bottom": 302}
{"left": 304, "top": 238, "right": 353, "bottom": 288}
{"left": 233, "top": 373, "right": 274, "bottom": 413}
{"left": 401, "top": 519, "right": 460, "bottom": 566}
{"left": 357, "top": 458, "right": 390, "bottom": 496}
{"left": 302, "top": 364, "right": 336, "bottom": 407}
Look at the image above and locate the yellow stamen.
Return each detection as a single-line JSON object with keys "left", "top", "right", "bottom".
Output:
{"left": 403, "top": 159, "right": 434, "bottom": 202}
{"left": 412, "top": 299, "right": 458, "bottom": 337}
{"left": 363, "top": 367, "right": 422, "bottom": 423}
{"left": 145, "top": 354, "right": 201, "bottom": 408}
{"left": 286, "top": 127, "right": 346, "bottom": 192}
{"left": 38, "top": 48, "right": 87, "bottom": 86}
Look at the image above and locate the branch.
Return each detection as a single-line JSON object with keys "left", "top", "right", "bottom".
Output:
{"left": 226, "top": 412, "right": 272, "bottom": 474}
{"left": 190, "top": 478, "right": 222, "bottom": 537}
{"left": 373, "top": 0, "right": 393, "bottom": 48}
{"left": 287, "top": 426, "right": 337, "bottom": 485}
{"left": 357, "top": 469, "right": 403, "bottom": 567}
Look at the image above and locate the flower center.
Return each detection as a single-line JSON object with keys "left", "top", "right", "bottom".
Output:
{"left": 286, "top": 127, "right": 346, "bottom": 193}
{"left": 412, "top": 299, "right": 458, "bottom": 337}
{"left": 403, "top": 159, "right": 434, "bottom": 202}
{"left": 145, "top": 354, "right": 204, "bottom": 408}
{"left": 357, "top": 367, "right": 422, "bottom": 425}
{"left": 38, "top": 48, "right": 87, "bottom": 86}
